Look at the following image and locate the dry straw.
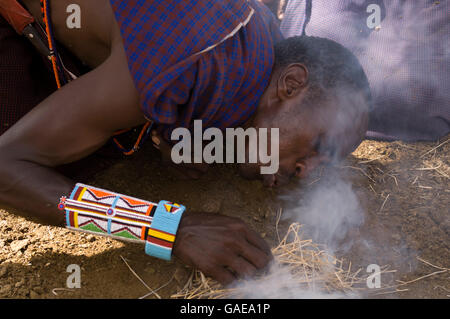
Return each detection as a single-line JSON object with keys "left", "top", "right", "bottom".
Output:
{"left": 171, "top": 223, "right": 392, "bottom": 299}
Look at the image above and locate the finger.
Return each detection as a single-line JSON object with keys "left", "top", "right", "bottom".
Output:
{"left": 239, "top": 240, "right": 272, "bottom": 270}
{"left": 229, "top": 255, "right": 258, "bottom": 278}
{"left": 151, "top": 130, "right": 161, "bottom": 149}
{"left": 244, "top": 228, "right": 273, "bottom": 258}
{"left": 209, "top": 266, "right": 237, "bottom": 286}
{"left": 158, "top": 139, "right": 172, "bottom": 156}
{"left": 152, "top": 130, "right": 173, "bottom": 159}
{"left": 151, "top": 137, "right": 160, "bottom": 148}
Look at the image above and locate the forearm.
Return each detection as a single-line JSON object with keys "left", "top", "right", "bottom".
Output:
{"left": 58, "top": 182, "right": 185, "bottom": 260}
{"left": 0, "top": 40, "right": 143, "bottom": 227}
{"left": 0, "top": 153, "right": 73, "bottom": 226}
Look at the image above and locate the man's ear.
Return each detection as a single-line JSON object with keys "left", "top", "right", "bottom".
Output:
{"left": 277, "top": 63, "right": 309, "bottom": 100}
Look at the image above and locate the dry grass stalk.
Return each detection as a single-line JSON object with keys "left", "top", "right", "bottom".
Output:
{"left": 379, "top": 194, "right": 390, "bottom": 212}
{"left": 340, "top": 165, "right": 376, "bottom": 183}
{"left": 120, "top": 255, "right": 162, "bottom": 299}
{"left": 171, "top": 223, "right": 448, "bottom": 299}
{"left": 420, "top": 138, "right": 449, "bottom": 158}
{"left": 171, "top": 223, "right": 379, "bottom": 299}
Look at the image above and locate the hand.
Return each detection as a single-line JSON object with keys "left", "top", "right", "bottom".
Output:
{"left": 173, "top": 212, "right": 273, "bottom": 285}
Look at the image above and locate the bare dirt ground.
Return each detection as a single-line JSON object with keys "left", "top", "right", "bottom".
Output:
{"left": 0, "top": 135, "right": 448, "bottom": 299}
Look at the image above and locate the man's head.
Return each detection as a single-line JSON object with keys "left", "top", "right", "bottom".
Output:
{"left": 239, "top": 36, "right": 371, "bottom": 187}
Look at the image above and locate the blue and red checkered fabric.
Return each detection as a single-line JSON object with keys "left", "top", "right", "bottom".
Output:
{"left": 110, "top": 0, "right": 283, "bottom": 140}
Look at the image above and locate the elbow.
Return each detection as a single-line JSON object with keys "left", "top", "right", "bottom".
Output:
{"left": 0, "top": 147, "right": 18, "bottom": 194}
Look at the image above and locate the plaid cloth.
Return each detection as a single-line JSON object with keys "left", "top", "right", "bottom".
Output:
{"left": 110, "top": 0, "right": 283, "bottom": 141}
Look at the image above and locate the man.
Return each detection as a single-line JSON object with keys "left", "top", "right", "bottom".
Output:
{"left": 0, "top": 0, "right": 371, "bottom": 285}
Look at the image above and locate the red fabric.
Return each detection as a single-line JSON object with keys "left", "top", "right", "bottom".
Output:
{"left": 0, "top": 0, "right": 35, "bottom": 34}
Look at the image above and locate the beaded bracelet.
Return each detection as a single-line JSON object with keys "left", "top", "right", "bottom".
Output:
{"left": 58, "top": 183, "right": 185, "bottom": 261}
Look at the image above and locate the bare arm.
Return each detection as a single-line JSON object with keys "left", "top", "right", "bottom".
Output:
{"left": 0, "top": 38, "right": 145, "bottom": 225}
{"left": 0, "top": 14, "right": 272, "bottom": 284}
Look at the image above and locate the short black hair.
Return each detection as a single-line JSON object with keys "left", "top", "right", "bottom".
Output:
{"left": 274, "top": 36, "right": 372, "bottom": 108}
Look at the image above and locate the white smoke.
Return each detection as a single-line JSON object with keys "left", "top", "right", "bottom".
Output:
{"left": 227, "top": 170, "right": 367, "bottom": 299}
{"left": 229, "top": 261, "right": 358, "bottom": 299}
{"left": 281, "top": 175, "right": 364, "bottom": 253}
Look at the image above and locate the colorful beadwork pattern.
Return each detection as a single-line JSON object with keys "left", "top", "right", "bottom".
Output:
{"left": 59, "top": 184, "right": 186, "bottom": 261}
{"left": 59, "top": 183, "right": 158, "bottom": 244}
{"left": 145, "top": 200, "right": 186, "bottom": 260}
